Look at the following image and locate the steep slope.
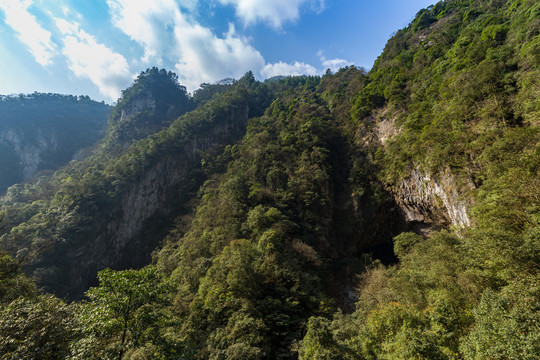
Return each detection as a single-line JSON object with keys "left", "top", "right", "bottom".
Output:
{"left": 154, "top": 74, "right": 404, "bottom": 358}
{"left": 296, "top": 0, "right": 540, "bottom": 358}
{"left": 0, "top": 71, "right": 272, "bottom": 298}
{"left": 0, "top": 93, "right": 111, "bottom": 193}
{"left": 152, "top": 0, "right": 539, "bottom": 357}
{"left": 352, "top": 0, "right": 539, "bottom": 230}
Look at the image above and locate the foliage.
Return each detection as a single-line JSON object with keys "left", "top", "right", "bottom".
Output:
{"left": 295, "top": 1, "right": 539, "bottom": 358}
{"left": 460, "top": 277, "right": 540, "bottom": 359}
{"left": 298, "top": 316, "right": 354, "bottom": 360}
{"left": 0, "top": 251, "right": 36, "bottom": 304}
{"left": 69, "top": 266, "right": 182, "bottom": 360}
{"left": 105, "top": 67, "right": 194, "bottom": 149}
{"left": 0, "top": 295, "right": 77, "bottom": 360}
{"left": 193, "top": 78, "right": 235, "bottom": 106}
{"left": 0, "top": 70, "right": 271, "bottom": 299}
{"left": 159, "top": 91, "right": 346, "bottom": 359}
{"left": 0, "top": 0, "right": 538, "bottom": 358}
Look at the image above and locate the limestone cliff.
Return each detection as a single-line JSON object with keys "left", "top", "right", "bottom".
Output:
{"left": 104, "top": 68, "right": 194, "bottom": 149}
{"left": 0, "top": 93, "right": 111, "bottom": 193}
{"left": 0, "top": 127, "right": 59, "bottom": 180}
{"left": 395, "top": 168, "right": 473, "bottom": 229}
{"left": 367, "top": 109, "right": 474, "bottom": 232}
{"left": 0, "top": 72, "right": 260, "bottom": 300}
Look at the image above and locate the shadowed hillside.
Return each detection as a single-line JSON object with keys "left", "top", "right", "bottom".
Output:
{"left": 0, "top": 93, "right": 111, "bottom": 193}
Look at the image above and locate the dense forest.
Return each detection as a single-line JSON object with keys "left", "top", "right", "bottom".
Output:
{"left": 0, "top": 93, "right": 111, "bottom": 193}
{"left": 1, "top": 0, "right": 539, "bottom": 358}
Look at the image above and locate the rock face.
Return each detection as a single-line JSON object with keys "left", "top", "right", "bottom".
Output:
{"left": 0, "top": 75, "right": 249, "bottom": 299}
{"left": 119, "top": 92, "right": 156, "bottom": 122}
{"left": 0, "top": 94, "right": 111, "bottom": 193}
{"left": 59, "top": 103, "right": 251, "bottom": 298}
{"left": 106, "top": 91, "right": 161, "bottom": 148}
{"left": 0, "top": 128, "right": 59, "bottom": 180}
{"left": 369, "top": 110, "right": 473, "bottom": 232}
{"left": 105, "top": 68, "right": 194, "bottom": 149}
{"left": 396, "top": 168, "right": 472, "bottom": 229}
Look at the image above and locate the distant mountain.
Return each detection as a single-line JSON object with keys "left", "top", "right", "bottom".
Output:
{"left": 0, "top": 93, "right": 111, "bottom": 193}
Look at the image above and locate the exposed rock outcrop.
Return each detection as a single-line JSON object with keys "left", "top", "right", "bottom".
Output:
{"left": 0, "top": 128, "right": 59, "bottom": 180}
{"left": 119, "top": 92, "right": 156, "bottom": 123}
{"left": 396, "top": 168, "right": 473, "bottom": 229}
{"left": 0, "top": 93, "right": 110, "bottom": 193}
{"left": 60, "top": 103, "right": 251, "bottom": 298}
{"left": 365, "top": 109, "right": 473, "bottom": 232}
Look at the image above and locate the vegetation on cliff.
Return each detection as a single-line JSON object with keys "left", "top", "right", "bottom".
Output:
{"left": 0, "top": 0, "right": 539, "bottom": 358}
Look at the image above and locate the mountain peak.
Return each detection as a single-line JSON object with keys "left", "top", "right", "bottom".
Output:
{"left": 106, "top": 67, "right": 194, "bottom": 148}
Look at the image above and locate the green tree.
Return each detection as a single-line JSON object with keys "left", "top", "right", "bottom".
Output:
{"left": 460, "top": 278, "right": 540, "bottom": 360}
{"left": 0, "top": 251, "right": 36, "bottom": 304}
{"left": 0, "top": 295, "right": 77, "bottom": 360}
{"left": 298, "top": 316, "right": 355, "bottom": 360}
{"left": 70, "top": 266, "right": 179, "bottom": 360}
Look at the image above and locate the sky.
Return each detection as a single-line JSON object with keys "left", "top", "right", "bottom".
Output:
{"left": 0, "top": 0, "right": 435, "bottom": 103}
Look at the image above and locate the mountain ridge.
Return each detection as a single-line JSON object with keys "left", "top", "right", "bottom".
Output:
{"left": 0, "top": 0, "right": 539, "bottom": 358}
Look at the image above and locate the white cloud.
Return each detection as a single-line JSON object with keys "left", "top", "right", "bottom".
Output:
{"left": 59, "top": 5, "right": 82, "bottom": 20}
{"left": 107, "top": 0, "right": 265, "bottom": 92}
{"left": 55, "top": 18, "right": 133, "bottom": 101}
{"left": 322, "top": 58, "right": 353, "bottom": 72}
{"left": 106, "top": 0, "right": 344, "bottom": 92}
{"left": 218, "top": 0, "right": 305, "bottom": 28}
{"left": 260, "top": 51, "right": 354, "bottom": 79}
{"left": 217, "top": 0, "right": 325, "bottom": 29}
{"left": 177, "top": 0, "right": 198, "bottom": 12}
{"left": 318, "top": 51, "right": 354, "bottom": 73}
{"left": 174, "top": 23, "right": 265, "bottom": 90}
{"left": 107, "top": 0, "right": 178, "bottom": 64}
{"left": 0, "top": 0, "right": 56, "bottom": 66}
{"left": 261, "top": 61, "right": 318, "bottom": 78}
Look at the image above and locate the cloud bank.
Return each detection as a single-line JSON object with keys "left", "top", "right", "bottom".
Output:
{"left": 106, "top": 0, "right": 351, "bottom": 90}
{"left": 56, "top": 19, "right": 133, "bottom": 101}
{"left": 217, "top": 0, "right": 309, "bottom": 29}
{"left": 320, "top": 57, "right": 354, "bottom": 73}
{"left": 0, "top": 0, "right": 56, "bottom": 66}
{"left": 0, "top": 0, "right": 352, "bottom": 100}
{"left": 261, "top": 61, "right": 319, "bottom": 78}
{"left": 107, "top": 0, "right": 265, "bottom": 91}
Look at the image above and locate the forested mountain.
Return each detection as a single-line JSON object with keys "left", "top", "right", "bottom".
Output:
{"left": 0, "top": 68, "right": 263, "bottom": 298}
{"left": 0, "top": 93, "right": 111, "bottom": 193}
{"left": 1, "top": 0, "right": 539, "bottom": 359}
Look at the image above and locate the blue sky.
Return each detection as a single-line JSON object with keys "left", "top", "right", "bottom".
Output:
{"left": 0, "top": 0, "right": 435, "bottom": 103}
